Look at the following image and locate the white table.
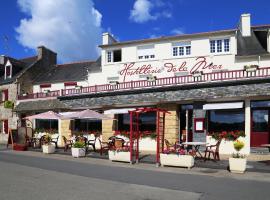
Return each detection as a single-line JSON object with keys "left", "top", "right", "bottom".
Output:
{"left": 181, "top": 142, "right": 208, "bottom": 158}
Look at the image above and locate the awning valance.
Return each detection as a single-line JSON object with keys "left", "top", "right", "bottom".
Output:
{"left": 104, "top": 108, "right": 136, "bottom": 115}
{"left": 203, "top": 102, "right": 243, "bottom": 110}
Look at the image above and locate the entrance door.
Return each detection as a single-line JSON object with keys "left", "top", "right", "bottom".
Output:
{"left": 251, "top": 109, "right": 270, "bottom": 147}
{"left": 180, "top": 109, "right": 193, "bottom": 142}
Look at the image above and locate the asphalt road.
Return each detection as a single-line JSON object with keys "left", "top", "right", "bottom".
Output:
{"left": 0, "top": 151, "right": 269, "bottom": 200}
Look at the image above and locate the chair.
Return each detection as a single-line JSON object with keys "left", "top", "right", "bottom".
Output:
{"left": 165, "top": 139, "right": 177, "bottom": 152}
{"left": 97, "top": 137, "right": 110, "bottom": 156}
{"left": 51, "top": 134, "right": 59, "bottom": 148}
{"left": 204, "top": 139, "right": 222, "bottom": 161}
{"left": 62, "top": 136, "right": 73, "bottom": 152}
{"left": 86, "top": 134, "right": 96, "bottom": 151}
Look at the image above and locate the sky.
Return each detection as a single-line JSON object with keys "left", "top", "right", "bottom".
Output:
{"left": 0, "top": 0, "right": 270, "bottom": 63}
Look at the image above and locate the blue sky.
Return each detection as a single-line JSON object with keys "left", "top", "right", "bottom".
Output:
{"left": 0, "top": 0, "right": 270, "bottom": 63}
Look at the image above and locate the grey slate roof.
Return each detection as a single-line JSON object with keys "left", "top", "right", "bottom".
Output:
{"left": 0, "top": 56, "right": 37, "bottom": 85}
{"left": 14, "top": 99, "right": 70, "bottom": 112}
{"left": 237, "top": 26, "right": 270, "bottom": 56}
{"left": 34, "top": 57, "right": 101, "bottom": 84}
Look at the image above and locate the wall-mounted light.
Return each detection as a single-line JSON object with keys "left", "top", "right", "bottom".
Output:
{"left": 244, "top": 65, "right": 258, "bottom": 72}
{"left": 75, "top": 85, "right": 82, "bottom": 90}
{"left": 146, "top": 75, "right": 157, "bottom": 82}
{"left": 109, "top": 81, "right": 119, "bottom": 86}
{"left": 192, "top": 71, "right": 203, "bottom": 77}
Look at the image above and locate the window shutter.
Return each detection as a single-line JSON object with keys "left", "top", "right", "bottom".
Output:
{"left": 4, "top": 89, "right": 8, "bottom": 101}
{"left": 4, "top": 120, "right": 8, "bottom": 134}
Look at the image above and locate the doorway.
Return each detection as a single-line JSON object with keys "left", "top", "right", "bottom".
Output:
{"left": 251, "top": 109, "right": 270, "bottom": 147}
{"left": 180, "top": 105, "right": 193, "bottom": 143}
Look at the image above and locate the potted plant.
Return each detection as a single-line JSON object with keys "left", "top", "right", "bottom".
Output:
{"left": 229, "top": 140, "right": 246, "bottom": 173}
{"left": 71, "top": 141, "right": 86, "bottom": 157}
{"left": 160, "top": 149, "right": 194, "bottom": 169}
{"left": 244, "top": 64, "right": 258, "bottom": 72}
{"left": 4, "top": 100, "right": 14, "bottom": 109}
{"left": 42, "top": 134, "right": 55, "bottom": 154}
{"left": 108, "top": 147, "right": 131, "bottom": 163}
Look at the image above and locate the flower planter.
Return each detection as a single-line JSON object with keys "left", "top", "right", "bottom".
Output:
{"left": 108, "top": 150, "right": 130, "bottom": 163}
{"left": 160, "top": 153, "right": 194, "bottom": 169}
{"left": 71, "top": 147, "right": 86, "bottom": 158}
{"left": 229, "top": 157, "right": 247, "bottom": 173}
{"left": 42, "top": 144, "right": 55, "bottom": 154}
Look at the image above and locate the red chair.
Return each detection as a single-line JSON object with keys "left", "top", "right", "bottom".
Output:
{"left": 97, "top": 137, "right": 110, "bottom": 156}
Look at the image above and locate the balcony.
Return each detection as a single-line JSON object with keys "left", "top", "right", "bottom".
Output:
{"left": 17, "top": 67, "right": 270, "bottom": 101}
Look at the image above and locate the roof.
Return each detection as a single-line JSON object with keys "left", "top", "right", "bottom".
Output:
{"left": 0, "top": 56, "right": 37, "bottom": 85}
{"left": 34, "top": 57, "right": 101, "bottom": 84}
{"left": 14, "top": 99, "right": 70, "bottom": 112}
{"left": 100, "top": 25, "right": 270, "bottom": 48}
{"left": 237, "top": 26, "right": 270, "bottom": 56}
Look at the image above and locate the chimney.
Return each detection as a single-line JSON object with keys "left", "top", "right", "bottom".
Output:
{"left": 102, "top": 32, "right": 117, "bottom": 45}
{"left": 37, "top": 46, "right": 57, "bottom": 65}
{"left": 0, "top": 55, "right": 5, "bottom": 65}
{"left": 239, "top": 13, "right": 251, "bottom": 37}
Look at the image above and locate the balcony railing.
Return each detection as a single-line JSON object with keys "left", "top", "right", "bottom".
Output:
{"left": 17, "top": 67, "right": 270, "bottom": 100}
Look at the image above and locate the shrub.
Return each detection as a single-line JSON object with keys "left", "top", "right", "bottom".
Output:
{"left": 73, "top": 141, "right": 85, "bottom": 148}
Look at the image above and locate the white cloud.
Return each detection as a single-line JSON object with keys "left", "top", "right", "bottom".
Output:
{"left": 171, "top": 27, "right": 185, "bottom": 35}
{"left": 16, "top": 0, "right": 102, "bottom": 62}
{"left": 130, "top": 0, "right": 171, "bottom": 23}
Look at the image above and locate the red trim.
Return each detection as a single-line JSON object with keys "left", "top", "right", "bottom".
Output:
{"left": 40, "top": 84, "right": 51, "bottom": 88}
{"left": 194, "top": 118, "right": 205, "bottom": 132}
{"left": 4, "top": 120, "right": 8, "bottom": 134}
{"left": 64, "top": 82, "right": 77, "bottom": 86}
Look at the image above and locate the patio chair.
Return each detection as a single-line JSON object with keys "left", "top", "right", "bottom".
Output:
{"left": 86, "top": 134, "right": 96, "bottom": 151}
{"left": 97, "top": 137, "right": 110, "bottom": 156}
{"left": 51, "top": 134, "right": 59, "bottom": 148}
{"left": 165, "top": 139, "right": 177, "bottom": 152}
{"left": 204, "top": 139, "right": 222, "bottom": 162}
{"left": 62, "top": 136, "right": 73, "bottom": 152}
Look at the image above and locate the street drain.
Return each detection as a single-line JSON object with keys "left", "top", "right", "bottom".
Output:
{"left": 200, "top": 169, "right": 218, "bottom": 173}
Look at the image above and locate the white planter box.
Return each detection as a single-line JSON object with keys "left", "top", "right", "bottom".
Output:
{"left": 108, "top": 150, "right": 130, "bottom": 163}
{"left": 71, "top": 148, "right": 86, "bottom": 158}
{"left": 42, "top": 144, "right": 55, "bottom": 154}
{"left": 160, "top": 153, "right": 194, "bottom": 169}
{"left": 229, "top": 157, "right": 247, "bottom": 173}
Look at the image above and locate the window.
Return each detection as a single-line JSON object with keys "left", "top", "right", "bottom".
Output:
{"left": 0, "top": 120, "right": 8, "bottom": 134}
{"left": 117, "top": 112, "right": 156, "bottom": 131}
{"left": 36, "top": 119, "right": 58, "bottom": 131}
{"left": 107, "top": 51, "right": 112, "bottom": 62}
{"left": 107, "top": 49, "right": 122, "bottom": 63}
{"left": 137, "top": 45, "right": 155, "bottom": 60}
{"left": 186, "top": 46, "right": 191, "bottom": 55}
{"left": 40, "top": 84, "right": 51, "bottom": 93}
{"left": 1, "top": 89, "right": 8, "bottom": 102}
{"left": 252, "top": 110, "right": 268, "bottom": 132}
{"left": 210, "top": 39, "right": 230, "bottom": 53}
{"left": 64, "top": 82, "right": 77, "bottom": 89}
{"left": 172, "top": 42, "right": 191, "bottom": 57}
{"left": 210, "top": 40, "right": 216, "bottom": 53}
{"left": 217, "top": 40, "right": 222, "bottom": 52}
{"left": 208, "top": 109, "right": 245, "bottom": 132}
{"left": 5, "top": 66, "right": 11, "bottom": 77}
{"left": 224, "top": 39, "right": 230, "bottom": 52}
{"left": 74, "top": 119, "right": 101, "bottom": 132}
{"left": 173, "top": 47, "right": 178, "bottom": 56}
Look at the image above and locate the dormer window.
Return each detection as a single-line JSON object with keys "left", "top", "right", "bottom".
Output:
{"left": 5, "top": 60, "right": 12, "bottom": 79}
{"left": 106, "top": 49, "right": 122, "bottom": 63}
{"left": 137, "top": 45, "right": 155, "bottom": 60}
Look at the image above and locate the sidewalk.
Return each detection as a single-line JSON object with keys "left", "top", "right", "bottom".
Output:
{"left": 1, "top": 145, "right": 269, "bottom": 182}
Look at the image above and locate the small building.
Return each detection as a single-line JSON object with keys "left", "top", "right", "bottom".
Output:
{"left": 0, "top": 46, "right": 56, "bottom": 144}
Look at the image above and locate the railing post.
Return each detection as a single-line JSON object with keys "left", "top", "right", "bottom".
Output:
{"left": 60, "top": 89, "right": 63, "bottom": 96}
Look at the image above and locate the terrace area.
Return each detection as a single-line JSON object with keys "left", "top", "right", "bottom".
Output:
{"left": 18, "top": 67, "right": 270, "bottom": 101}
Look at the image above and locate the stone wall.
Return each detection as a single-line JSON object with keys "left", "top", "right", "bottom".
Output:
{"left": 59, "top": 120, "right": 72, "bottom": 146}
{"left": 159, "top": 104, "right": 179, "bottom": 143}
{"left": 0, "top": 83, "right": 18, "bottom": 144}
{"left": 102, "top": 115, "right": 115, "bottom": 142}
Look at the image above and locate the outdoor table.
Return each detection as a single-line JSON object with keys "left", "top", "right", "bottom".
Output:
{"left": 181, "top": 142, "right": 208, "bottom": 158}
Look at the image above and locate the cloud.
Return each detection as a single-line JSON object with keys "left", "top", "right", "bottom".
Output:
{"left": 171, "top": 27, "right": 185, "bottom": 35}
{"left": 130, "top": 0, "right": 172, "bottom": 23}
{"left": 16, "top": 0, "right": 102, "bottom": 62}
